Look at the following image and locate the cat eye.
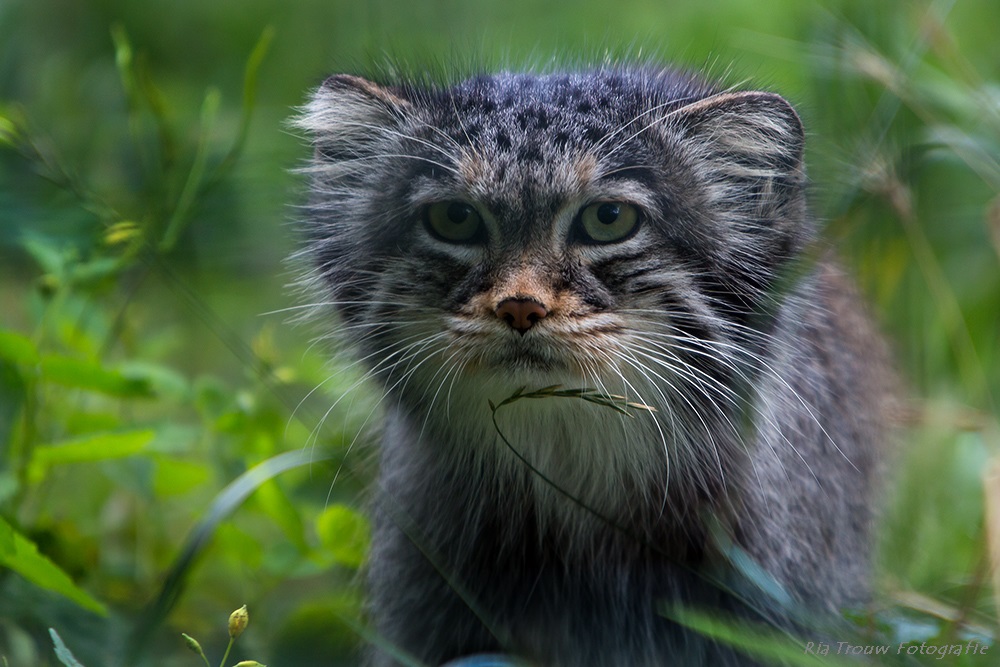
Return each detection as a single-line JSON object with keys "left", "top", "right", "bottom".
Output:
{"left": 423, "top": 201, "right": 486, "bottom": 244}
{"left": 576, "top": 201, "right": 641, "bottom": 244}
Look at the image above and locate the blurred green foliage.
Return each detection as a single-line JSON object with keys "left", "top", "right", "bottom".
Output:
{"left": 1, "top": 0, "right": 998, "bottom": 665}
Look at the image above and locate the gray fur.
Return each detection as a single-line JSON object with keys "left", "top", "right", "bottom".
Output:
{"left": 292, "top": 66, "right": 894, "bottom": 666}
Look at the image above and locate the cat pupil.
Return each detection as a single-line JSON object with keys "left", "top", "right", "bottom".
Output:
{"left": 597, "top": 203, "right": 620, "bottom": 224}
{"left": 447, "top": 202, "right": 471, "bottom": 224}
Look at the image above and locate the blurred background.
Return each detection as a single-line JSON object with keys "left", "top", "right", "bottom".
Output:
{"left": 1, "top": 0, "right": 998, "bottom": 665}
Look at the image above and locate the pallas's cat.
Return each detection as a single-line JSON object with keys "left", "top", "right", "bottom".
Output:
{"left": 293, "top": 66, "right": 893, "bottom": 666}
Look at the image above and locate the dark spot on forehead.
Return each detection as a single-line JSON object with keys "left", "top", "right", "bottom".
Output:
{"left": 515, "top": 107, "right": 552, "bottom": 131}
{"left": 464, "top": 122, "right": 483, "bottom": 141}
{"left": 426, "top": 69, "right": 715, "bottom": 154}
{"left": 583, "top": 125, "right": 607, "bottom": 145}
{"left": 516, "top": 144, "right": 543, "bottom": 163}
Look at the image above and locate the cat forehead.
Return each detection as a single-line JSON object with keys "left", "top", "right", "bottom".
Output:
{"left": 418, "top": 69, "right": 714, "bottom": 137}
{"left": 441, "top": 69, "right": 711, "bottom": 108}
{"left": 400, "top": 69, "right": 715, "bottom": 195}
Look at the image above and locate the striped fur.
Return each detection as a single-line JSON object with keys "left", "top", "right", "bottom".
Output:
{"left": 292, "top": 66, "right": 893, "bottom": 666}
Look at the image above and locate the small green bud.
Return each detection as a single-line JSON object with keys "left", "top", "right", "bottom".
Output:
{"left": 233, "top": 662, "right": 267, "bottom": 667}
{"left": 228, "top": 604, "right": 249, "bottom": 639}
{"left": 181, "top": 633, "right": 206, "bottom": 657}
{"left": 104, "top": 220, "right": 141, "bottom": 246}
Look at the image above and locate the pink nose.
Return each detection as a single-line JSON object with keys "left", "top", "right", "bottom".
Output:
{"left": 495, "top": 298, "right": 548, "bottom": 335}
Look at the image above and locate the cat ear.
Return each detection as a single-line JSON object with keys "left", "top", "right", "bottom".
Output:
{"left": 294, "top": 74, "right": 411, "bottom": 159}
{"left": 673, "top": 91, "right": 804, "bottom": 184}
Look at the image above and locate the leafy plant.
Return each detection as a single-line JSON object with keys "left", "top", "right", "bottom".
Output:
{"left": 1, "top": 20, "right": 369, "bottom": 667}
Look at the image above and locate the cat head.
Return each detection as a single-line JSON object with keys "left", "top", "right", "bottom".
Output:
{"left": 294, "top": 67, "right": 810, "bottom": 418}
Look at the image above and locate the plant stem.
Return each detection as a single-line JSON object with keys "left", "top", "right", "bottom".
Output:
{"left": 218, "top": 637, "right": 234, "bottom": 667}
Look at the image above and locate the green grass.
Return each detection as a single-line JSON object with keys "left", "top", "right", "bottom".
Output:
{"left": 1, "top": 0, "right": 998, "bottom": 665}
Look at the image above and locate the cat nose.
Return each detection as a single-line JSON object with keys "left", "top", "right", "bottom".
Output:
{"left": 495, "top": 298, "right": 548, "bottom": 335}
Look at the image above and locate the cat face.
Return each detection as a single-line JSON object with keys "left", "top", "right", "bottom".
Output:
{"left": 296, "top": 68, "right": 809, "bottom": 421}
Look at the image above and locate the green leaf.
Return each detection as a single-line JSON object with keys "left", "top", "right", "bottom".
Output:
{"left": 117, "top": 361, "right": 191, "bottom": 400}
{"left": 153, "top": 457, "right": 210, "bottom": 497}
{"left": 664, "top": 606, "right": 853, "bottom": 666}
{"left": 0, "top": 107, "right": 19, "bottom": 147}
{"left": 67, "top": 256, "right": 125, "bottom": 286}
{"left": 40, "top": 355, "right": 154, "bottom": 397}
{"left": 256, "top": 479, "right": 307, "bottom": 551}
{"left": 28, "top": 429, "right": 155, "bottom": 483}
{"left": 0, "top": 361, "right": 27, "bottom": 455}
{"left": 0, "top": 472, "right": 20, "bottom": 506}
{"left": 204, "top": 25, "right": 274, "bottom": 189}
{"left": 159, "top": 86, "right": 220, "bottom": 252}
{"left": 20, "top": 236, "right": 69, "bottom": 277}
{"left": 0, "top": 517, "right": 106, "bottom": 615}
{"left": 49, "top": 628, "right": 87, "bottom": 667}
{"left": 110, "top": 23, "right": 133, "bottom": 88}
{"left": 0, "top": 517, "right": 14, "bottom": 556}
{"left": 316, "top": 505, "right": 370, "bottom": 569}
{"left": 0, "top": 330, "right": 40, "bottom": 365}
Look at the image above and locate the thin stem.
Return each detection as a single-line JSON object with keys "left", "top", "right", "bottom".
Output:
{"left": 218, "top": 637, "right": 234, "bottom": 667}
{"left": 487, "top": 385, "right": 652, "bottom": 535}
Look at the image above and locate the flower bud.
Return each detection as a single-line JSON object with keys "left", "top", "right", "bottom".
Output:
{"left": 181, "top": 633, "right": 206, "bottom": 657}
{"left": 228, "top": 605, "right": 249, "bottom": 639}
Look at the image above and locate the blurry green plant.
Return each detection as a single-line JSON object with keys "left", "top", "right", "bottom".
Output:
{"left": 0, "top": 23, "right": 369, "bottom": 667}
{"left": 46, "top": 605, "right": 268, "bottom": 667}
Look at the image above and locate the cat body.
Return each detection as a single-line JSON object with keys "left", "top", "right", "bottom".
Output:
{"left": 295, "top": 67, "right": 892, "bottom": 666}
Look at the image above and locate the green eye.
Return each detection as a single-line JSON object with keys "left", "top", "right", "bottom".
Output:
{"left": 423, "top": 201, "right": 485, "bottom": 244}
{"left": 578, "top": 202, "right": 641, "bottom": 243}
